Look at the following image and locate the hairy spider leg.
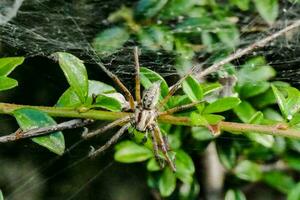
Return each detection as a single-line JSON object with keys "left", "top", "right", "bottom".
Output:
{"left": 149, "top": 127, "right": 165, "bottom": 169}
{"left": 89, "top": 123, "right": 131, "bottom": 158}
{"left": 152, "top": 124, "right": 176, "bottom": 172}
{"left": 82, "top": 116, "right": 131, "bottom": 139}
{"left": 156, "top": 65, "right": 198, "bottom": 110}
{"left": 159, "top": 100, "right": 205, "bottom": 115}
{"left": 134, "top": 46, "right": 142, "bottom": 106}
{"left": 96, "top": 61, "right": 135, "bottom": 111}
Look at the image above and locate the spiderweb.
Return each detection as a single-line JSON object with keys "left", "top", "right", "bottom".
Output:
{"left": 0, "top": 0, "right": 300, "bottom": 199}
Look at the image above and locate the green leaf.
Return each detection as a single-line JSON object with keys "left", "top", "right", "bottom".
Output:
{"left": 191, "top": 126, "right": 215, "bottom": 141}
{"left": 174, "top": 38, "right": 194, "bottom": 75}
{"left": 114, "top": 141, "right": 153, "bottom": 163}
{"left": 245, "top": 111, "right": 275, "bottom": 148}
{"left": 263, "top": 171, "right": 295, "bottom": 194}
{"left": 0, "top": 76, "right": 18, "bottom": 91}
{"left": 225, "top": 189, "right": 246, "bottom": 200}
{"left": 13, "top": 108, "right": 65, "bottom": 155}
{"left": 217, "top": 25, "right": 240, "bottom": 49}
{"left": 239, "top": 82, "right": 270, "bottom": 99}
{"left": 140, "top": 67, "right": 169, "bottom": 97}
{"left": 201, "top": 82, "right": 223, "bottom": 96}
{"left": 233, "top": 101, "right": 256, "bottom": 123}
{"left": 54, "top": 52, "right": 88, "bottom": 103}
{"left": 57, "top": 80, "right": 116, "bottom": 107}
{"left": 217, "top": 142, "right": 237, "bottom": 169}
{"left": 237, "top": 57, "right": 276, "bottom": 85}
{"left": 147, "top": 158, "right": 161, "bottom": 171}
{"left": 288, "top": 182, "right": 300, "bottom": 200}
{"left": 159, "top": 167, "right": 176, "bottom": 197}
{"left": 160, "top": 0, "right": 196, "bottom": 19}
{"left": 138, "top": 26, "right": 174, "bottom": 51}
{"left": 135, "top": 0, "right": 168, "bottom": 18}
{"left": 271, "top": 85, "right": 288, "bottom": 119}
{"left": 0, "top": 57, "right": 24, "bottom": 76}
{"left": 230, "top": 0, "right": 250, "bottom": 11}
{"left": 93, "top": 27, "right": 129, "bottom": 56}
{"left": 175, "top": 150, "right": 195, "bottom": 184}
{"left": 253, "top": 0, "right": 279, "bottom": 24}
{"left": 204, "top": 114, "right": 225, "bottom": 124}
{"left": 95, "top": 94, "right": 122, "bottom": 112}
{"left": 203, "top": 97, "right": 241, "bottom": 114}
{"left": 182, "top": 75, "right": 203, "bottom": 102}
{"left": 0, "top": 190, "right": 3, "bottom": 200}
{"left": 285, "top": 154, "right": 300, "bottom": 171}
{"left": 234, "top": 160, "right": 262, "bottom": 182}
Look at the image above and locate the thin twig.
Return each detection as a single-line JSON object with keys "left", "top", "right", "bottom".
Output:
{"left": 195, "top": 19, "right": 300, "bottom": 79}
{"left": 0, "top": 119, "right": 93, "bottom": 143}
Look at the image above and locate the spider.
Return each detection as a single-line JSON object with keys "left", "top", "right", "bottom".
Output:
{"left": 82, "top": 47, "right": 201, "bottom": 172}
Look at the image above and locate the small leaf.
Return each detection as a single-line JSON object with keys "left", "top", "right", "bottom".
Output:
{"left": 271, "top": 85, "right": 288, "bottom": 119}
{"left": 159, "top": 0, "right": 196, "bottom": 19}
{"left": 138, "top": 26, "right": 174, "bottom": 51}
{"left": 203, "top": 114, "right": 225, "bottom": 124}
{"left": 54, "top": 52, "right": 88, "bottom": 103}
{"left": 239, "top": 82, "right": 270, "bottom": 99}
{"left": 203, "top": 97, "right": 241, "bottom": 114}
{"left": 0, "top": 190, "right": 3, "bottom": 200}
{"left": 225, "top": 189, "right": 246, "bottom": 200}
{"left": 0, "top": 57, "right": 24, "bottom": 76}
{"left": 233, "top": 101, "right": 256, "bottom": 123}
{"left": 182, "top": 75, "right": 203, "bottom": 102}
{"left": 95, "top": 94, "right": 122, "bottom": 112}
{"left": 253, "top": 0, "right": 279, "bottom": 25}
{"left": 147, "top": 158, "right": 161, "bottom": 171}
{"left": 140, "top": 67, "right": 169, "bottom": 97}
{"left": 201, "top": 82, "right": 222, "bottom": 96}
{"left": 114, "top": 141, "right": 153, "bottom": 163}
{"left": 230, "top": 0, "right": 250, "bottom": 11}
{"left": 191, "top": 126, "right": 215, "bottom": 141}
{"left": 13, "top": 108, "right": 65, "bottom": 155}
{"left": 263, "top": 171, "right": 295, "bottom": 194}
{"left": 0, "top": 76, "right": 18, "bottom": 91}
{"left": 57, "top": 80, "right": 116, "bottom": 107}
{"left": 234, "top": 160, "right": 262, "bottom": 182}
{"left": 217, "top": 25, "right": 240, "bottom": 49}
{"left": 288, "top": 182, "right": 300, "bottom": 200}
{"left": 217, "top": 141, "right": 237, "bottom": 169}
{"left": 93, "top": 27, "right": 129, "bottom": 56}
{"left": 285, "top": 154, "right": 300, "bottom": 171}
{"left": 135, "top": 0, "right": 168, "bottom": 18}
{"left": 159, "top": 167, "right": 176, "bottom": 197}
{"left": 175, "top": 150, "right": 195, "bottom": 184}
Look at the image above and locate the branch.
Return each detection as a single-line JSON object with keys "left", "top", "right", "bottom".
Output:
{"left": 195, "top": 19, "right": 300, "bottom": 79}
{"left": 0, "top": 103, "right": 300, "bottom": 142}
{"left": 0, "top": 119, "right": 93, "bottom": 143}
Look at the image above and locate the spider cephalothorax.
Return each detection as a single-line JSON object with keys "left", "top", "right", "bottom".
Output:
{"left": 82, "top": 47, "right": 200, "bottom": 172}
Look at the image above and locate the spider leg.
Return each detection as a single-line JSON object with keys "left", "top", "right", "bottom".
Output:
{"left": 159, "top": 100, "right": 204, "bottom": 115}
{"left": 152, "top": 124, "right": 176, "bottom": 172}
{"left": 157, "top": 69, "right": 195, "bottom": 110}
{"left": 96, "top": 62, "right": 135, "bottom": 110}
{"left": 149, "top": 127, "right": 164, "bottom": 169}
{"left": 89, "top": 123, "right": 131, "bottom": 158}
{"left": 134, "top": 46, "right": 142, "bottom": 106}
{"left": 140, "top": 131, "right": 149, "bottom": 144}
{"left": 82, "top": 116, "right": 131, "bottom": 139}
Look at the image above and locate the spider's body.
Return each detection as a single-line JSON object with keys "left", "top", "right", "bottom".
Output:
{"left": 134, "top": 82, "right": 160, "bottom": 132}
{"left": 83, "top": 47, "right": 200, "bottom": 172}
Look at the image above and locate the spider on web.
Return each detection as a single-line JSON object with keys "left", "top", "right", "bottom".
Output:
{"left": 82, "top": 47, "right": 202, "bottom": 172}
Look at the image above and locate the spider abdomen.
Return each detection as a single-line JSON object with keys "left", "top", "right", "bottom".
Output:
{"left": 142, "top": 81, "right": 161, "bottom": 109}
